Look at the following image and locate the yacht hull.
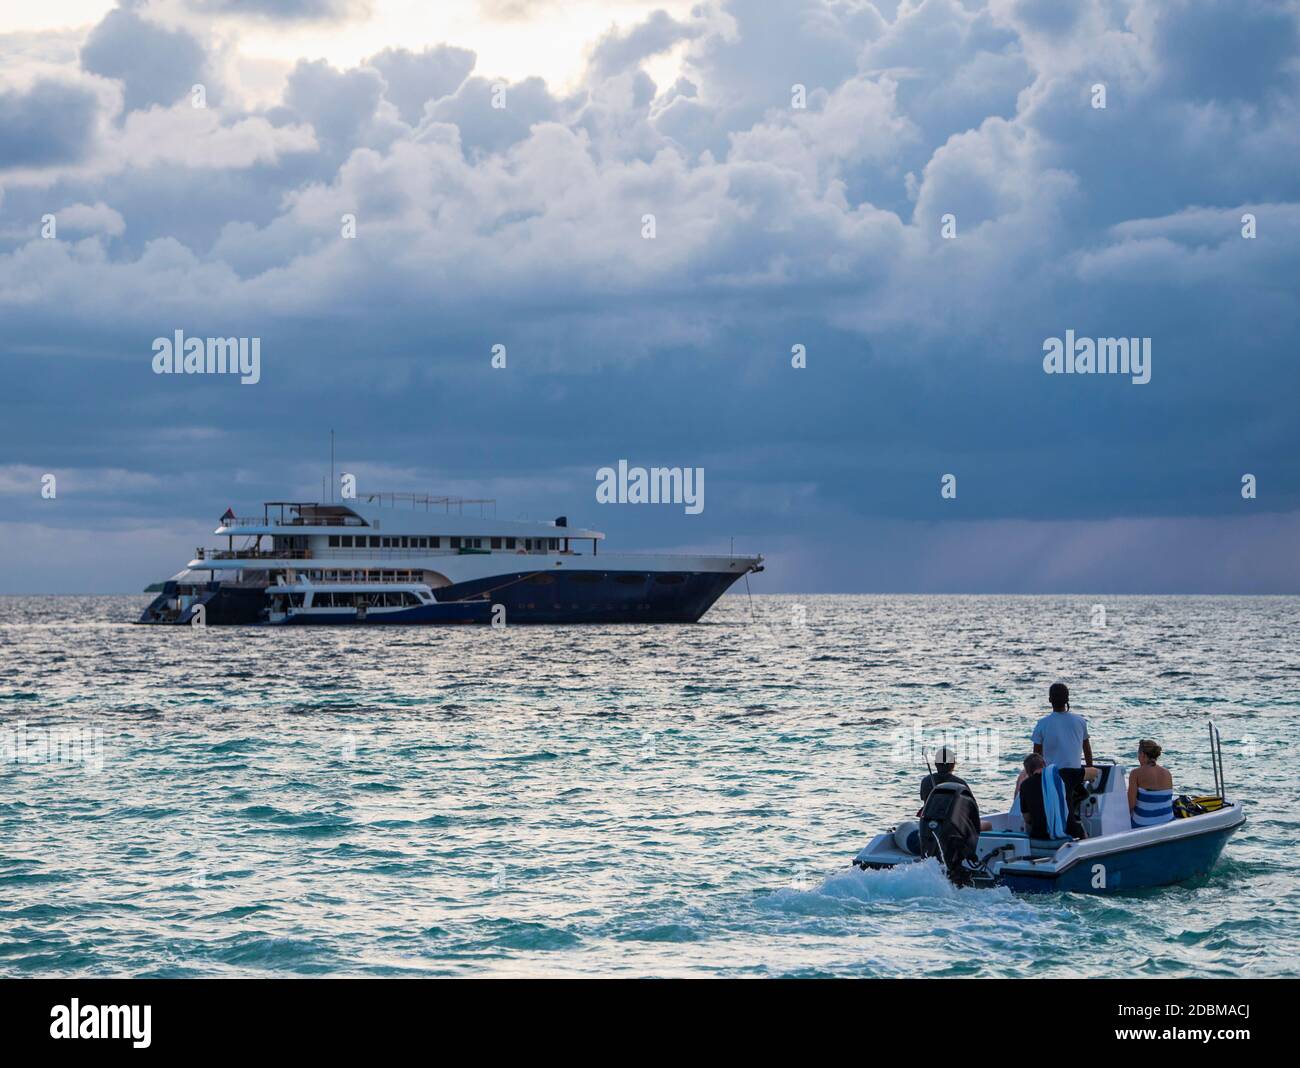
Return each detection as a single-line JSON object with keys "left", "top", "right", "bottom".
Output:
{"left": 138, "top": 568, "right": 748, "bottom": 624}
{"left": 432, "top": 568, "right": 747, "bottom": 623}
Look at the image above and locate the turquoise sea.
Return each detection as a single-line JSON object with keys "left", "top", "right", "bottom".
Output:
{"left": 0, "top": 594, "right": 1295, "bottom": 977}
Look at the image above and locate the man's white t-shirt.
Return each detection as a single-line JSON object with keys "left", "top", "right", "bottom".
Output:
{"left": 1032, "top": 710, "right": 1089, "bottom": 768}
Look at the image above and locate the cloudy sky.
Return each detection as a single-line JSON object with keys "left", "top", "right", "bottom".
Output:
{"left": 1, "top": 0, "right": 1298, "bottom": 594}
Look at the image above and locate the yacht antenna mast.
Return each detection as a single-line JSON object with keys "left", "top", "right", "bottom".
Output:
{"left": 330, "top": 429, "right": 335, "bottom": 503}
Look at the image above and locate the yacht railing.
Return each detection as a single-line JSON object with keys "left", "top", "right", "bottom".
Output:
{"left": 219, "top": 515, "right": 367, "bottom": 528}
{"left": 362, "top": 493, "right": 496, "bottom": 515}
{"left": 202, "top": 548, "right": 314, "bottom": 560}
{"left": 199, "top": 547, "right": 561, "bottom": 560}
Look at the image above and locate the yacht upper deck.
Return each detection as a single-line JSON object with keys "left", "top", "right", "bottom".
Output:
{"left": 214, "top": 495, "right": 604, "bottom": 541}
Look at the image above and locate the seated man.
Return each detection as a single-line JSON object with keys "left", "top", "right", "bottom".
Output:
{"left": 919, "top": 745, "right": 967, "bottom": 806}
{"left": 1018, "top": 753, "right": 1099, "bottom": 839}
{"left": 918, "top": 746, "right": 995, "bottom": 831}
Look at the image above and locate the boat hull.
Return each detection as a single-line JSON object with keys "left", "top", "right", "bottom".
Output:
{"left": 995, "top": 813, "right": 1243, "bottom": 894}
{"left": 263, "top": 602, "right": 489, "bottom": 625}
{"left": 853, "top": 804, "right": 1245, "bottom": 895}
{"left": 137, "top": 582, "right": 265, "bottom": 625}
{"left": 432, "top": 567, "right": 747, "bottom": 623}
{"left": 138, "top": 568, "right": 748, "bottom": 624}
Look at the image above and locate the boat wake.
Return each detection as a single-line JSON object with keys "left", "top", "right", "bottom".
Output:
{"left": 761, "top": 858, "right": 1013, "bottom": 915}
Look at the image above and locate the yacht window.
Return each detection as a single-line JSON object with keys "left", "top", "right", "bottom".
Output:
{"left": 369, "top": 536, "right": 381, "bottom": 548}
{"left": 399, "top": 537, "right": 409, "bottom": 548}
{"left": 491, "top": 537, "right": 502, "bottom": 550}
{"left": 289, "top": 594, "right": 305, "bottom": 607}
{"left": 548, "top": 539, "right": 559, "bottom": 551}
{"left": 506, "top": 537, "right": 516, "bottom": 549}
{"left": 450, "top": 537, "right": 461, "bottom": 548}
{"left": 430, "top": 537, "right": 441, "bottom": 549}
{"left": 328, "top": 535, "right": 340, "bottom": 547}
{"left": 340, "top": 535, "right": 352, "bottom": 547}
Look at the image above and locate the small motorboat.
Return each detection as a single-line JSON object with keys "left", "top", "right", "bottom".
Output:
{"left": 853, "top": 724, "right": 1245, "bottom": 894}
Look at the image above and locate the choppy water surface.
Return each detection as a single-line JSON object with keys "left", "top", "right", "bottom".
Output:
{"left": 0, "top": 594, "right": 1296, "bottom": 977}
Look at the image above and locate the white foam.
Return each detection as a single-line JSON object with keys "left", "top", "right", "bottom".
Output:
{"left": 761, "top": 859, "right": 960, "bottom": 914}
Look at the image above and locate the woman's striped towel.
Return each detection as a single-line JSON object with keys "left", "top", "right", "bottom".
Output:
{"left": 1132, "top": 787, "right": 1174, "bottom": 828}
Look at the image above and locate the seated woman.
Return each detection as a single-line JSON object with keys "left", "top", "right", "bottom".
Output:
{"left": 1129, "top": 738, "right": 1174, "bottom": 828}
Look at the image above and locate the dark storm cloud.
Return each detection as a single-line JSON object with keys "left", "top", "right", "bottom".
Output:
{"left": 367, "top": 45, "right": 477, "bottom": 125}
{"left": 1148, "top": 0, "right": 1300, "bottom": 104}
{"left": 0, "top": 79, "right": 100, "bottom": 167}
{"left": 80, "top": 8, "right": 212, "bottom": 113}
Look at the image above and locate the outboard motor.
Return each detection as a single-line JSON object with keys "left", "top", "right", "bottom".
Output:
{"left": 918, "top": 781, "right": 982, "bottom": 885}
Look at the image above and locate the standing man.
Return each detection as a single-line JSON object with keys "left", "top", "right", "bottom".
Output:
{"left": 1032, "top": 682, "right": 1093, "bottom": 768}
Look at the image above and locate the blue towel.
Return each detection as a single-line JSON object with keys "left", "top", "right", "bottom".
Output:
{"left": 1132, "top": 787, "right": 1174, "bottom": 828}
{"left": 1041, "top": 764, "right": 1068, "bottom": 839}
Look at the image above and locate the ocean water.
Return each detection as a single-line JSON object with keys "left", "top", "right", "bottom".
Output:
{"left": 1, "top": 593, "right": 1296, "bottom": 978}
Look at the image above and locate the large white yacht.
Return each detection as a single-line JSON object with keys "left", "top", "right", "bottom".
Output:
{"left": 138, "top": 493, "right": 763, "bottom": 625}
